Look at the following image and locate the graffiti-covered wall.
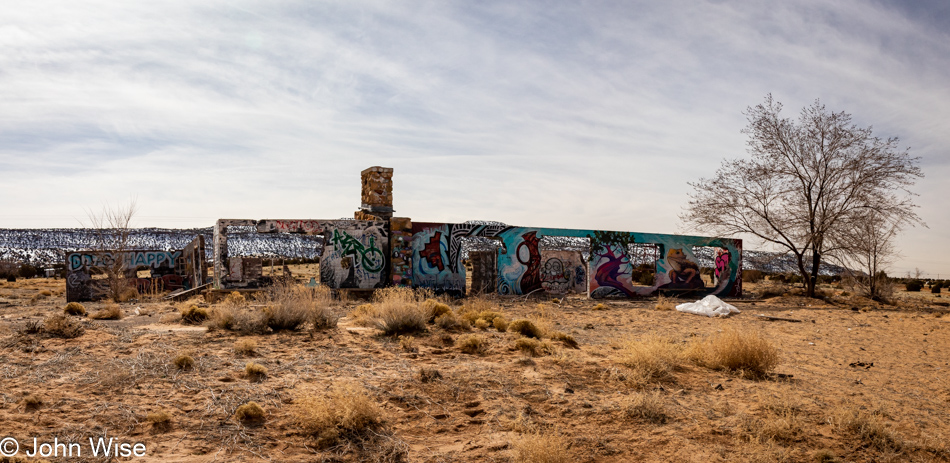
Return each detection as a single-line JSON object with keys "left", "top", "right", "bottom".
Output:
{"left": 320, "top": 221, "right": 389, "bottom": 290}
{"left": 66, "top": 248, "right": 193, "bottom": 302}
{"left": 409, "top": 223, "right": 742, "bottom": 299}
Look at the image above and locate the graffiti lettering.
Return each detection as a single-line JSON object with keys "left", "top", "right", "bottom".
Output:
{"left": 68, "top": 251, "right": 181, "bottom": 272}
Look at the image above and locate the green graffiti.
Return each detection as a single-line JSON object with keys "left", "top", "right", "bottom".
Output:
{"left": 330, "top": 229, "right": 384, "bottom": 273}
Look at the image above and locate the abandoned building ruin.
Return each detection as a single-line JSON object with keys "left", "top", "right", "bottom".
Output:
{"left": 212, "top": 166, "right": 743, "bottom": 299}
{"left": 65, "top": 166, "right": 741, "bottom": 302}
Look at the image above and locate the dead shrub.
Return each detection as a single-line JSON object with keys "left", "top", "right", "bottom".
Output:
{"left": 474, "top": 318, "right": 490, "bottom": 330}
{"left": 225, "top": 291, "right": 247, "bottom": 305}
{"left": 294, "top": 383, "right": 385, "bottom": 448}
{"left": 493, "top": 317, "right": 508, "bottom": 332}
{"left": 549, "top": 331, "right": 578, "bottom": 348}
{"left": 615, "top": 335, "right": 685, "bottom": 384}
{"left": 348, "top": 304, "right": 378, "bottom": 327}
{"left": 515, "top": 337, "right": 544, "bottom": 357}
{"left": 509, "top": 319, "right": 543, "bottom": 338}
{"left": 688, "top": 329, "right": 779, "bottom": 379}
{"left": 419, "top": 368, "right": 442, "bottom": 383}
{"left": 206, "top": 303, "right": 268, "bottom": 335}
{"left": 831, "top": 405, "right": 905, "bottom": 452}
{"left": 373, "top": 287, "right": 428, "bottom": 335}
{"left": 622, "top": 391, "right": 670, "bottom": 424}
{"left": 43, "top": 314, "right": 85, "bottom": 338}
{"left": 173, "top": 353, "right": 195, "bottom": 370}
{"left": 235, "top": 401, "right": 266, "bottom": 424}
{"left": 40, "top": 289, "right": 52, "bottom": 297}
{"left": 456, "top": 334, "right": 487, "bottom": 355}
{"left": 654, "top": 295, "right": 675, "bottom": 311}
{"left": 245, "top": 362, "right": 267, "bottom": 382}
{"left": 310, "top": 288, "right": 339, "bottom": 330}
{"left": 234, "top": 338, "right": 257, "bottom": 356}
{"left": 63, "top": 302, "right": 86, "bottom": 316}
{"left": 758, "top": 283, "right": 789, "bottom": 299}
{"left": 179, "top": 305, "right": 208, "bottom": 324}
{"left": 22, "top": 394, "right": 43, "bottom": 411}
{"left": 89, "top": 304, "right": 123, "bottom": 320}
{"left": 422, "top": 299, "right": 452, "bottom": 322}
{"left": 435, "top": 312, "right": 465, "bottom": 331}
{"left": 146, "top": 411, "right": 172, "bottom": 432}
{"left": 514, "top": 430, "right": 573, "bottom": 463}
{"left": 592, "top": 303, "right": 607, "bottom": 310}
{"left": 397, "top": 335, "right": 415, "bottom": 352}
{"left": 260, "top": 284, "right": 316, "bottom": 331}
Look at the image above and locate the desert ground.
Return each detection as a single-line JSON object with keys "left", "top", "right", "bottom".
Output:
{"left": 0, "top": 274, "right": 948, "bottom": 463}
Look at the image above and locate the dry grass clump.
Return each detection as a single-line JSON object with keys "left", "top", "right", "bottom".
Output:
{"left": 622, "top": 391, "right": 670, "bottom": 424}
{"left": 688, "top": 329, "right": 780, "bottom": 379}
{"left": 418, "top": 368, "right": 442, "bottom": 383}
{"left": 831, "top": 405, "right": 905, "bottom": 452}
{"left": 508, "top": 319, "right": 543, "bottom": 338}
{"left": 245, "top": 362, "right": 267, "bottom": 382}
{"left": 515, "top": 337, "right": 552, "bottom": 357}
{"left": 373, "top": 287, "right": 428, "bottom": 335}
{"left": 259, "top": 283, "right": 334, "bottom": 331}
{"left": 549, "top": 331, "right": 578, "bottom": 348}
{"left": 179, "top": 304, "right": 208, "bottom": 324}
{"left": 309, "top": 287, "right": 338, "bottom": 330}
{"left": 63, "top": 302, "right": 86, "bottom": 316}
{"left": 348, "top": 303, "right": 378, "bottom": 327}
{"left": 40, "top": 289, "right": 52, "bottom": 297}
{"left": 474, "top": 318, "right": 490, "bottom": 330}
{"left": 397, "top": 335, "right": 416, "bottom": 352}
{"left": 456, "top": 334, "right": 487, "bottom": 355}
{"left": 225, "top": 291, "right": 247, "bottom": 305}
{"left": 173, "top": 353, "right": 195, "bottom": 370}
{"left": 422, "top": 299, "right": 452, "bottom": 322}
{"left": 22, "top": 394, "right": 43, "bottom": 411}
{"left": 493, "top": 317, "right": 509, "bottom": 332}
{"left": 234, "top": 338, "right": 257, "bottom": 356}
{"left": 89, "top": 304, "right": 123, "bottom": 320}
{"left": 592, "top": 303, "right": 608, "bottom": 311}
{"left": 43, "top": 314, "right": 85, "bottom": 338}
{"left": 739, "top": 397, "right": 805, "bottom": 444}
{"left": 206, "top": 296, "right": 268, "bottom": 334}
{"left": 654, "top": 295, "right": 675, "bottom": 311}
{"left": 235, "top": 401, "right": 266, "bottom": 424}
{"left": 146, "top": 411, "right": 172, "bottom": 431}
{"left": 514, "top": 430, "right": 573, "bottom": 463}
{"left": 615, "top": 335, "right": 685, "bottom": 384}
{"left": 294, "top": 383, "right": 385, "bottom": 448}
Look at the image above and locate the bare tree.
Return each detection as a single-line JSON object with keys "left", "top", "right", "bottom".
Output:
{"left": 84, "top": 198, "right": 139, "bottom": 301}
{"left": 682, "top": 95, "right": 923, "bottom": 297}
{"left": 830, "top": 209, "right": 899, "bottom": 300}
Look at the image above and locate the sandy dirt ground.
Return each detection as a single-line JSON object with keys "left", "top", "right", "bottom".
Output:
{"left": 0, "top": 276, "right": 948, "bottom": 463}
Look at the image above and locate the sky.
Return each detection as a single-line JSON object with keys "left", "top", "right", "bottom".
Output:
{"left": 1, "top": 0, "right": 948, "bottom": 277}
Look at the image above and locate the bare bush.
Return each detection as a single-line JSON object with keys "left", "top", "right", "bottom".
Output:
{"left": 294, "top": 383, "right": 386, "bottom": 448}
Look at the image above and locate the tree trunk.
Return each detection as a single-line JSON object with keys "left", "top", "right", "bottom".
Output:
{"left": 808, "top": 250, "right": 821, "bottom": 298}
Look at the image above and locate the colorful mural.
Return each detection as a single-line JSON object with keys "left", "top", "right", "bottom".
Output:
{"left": 411, "top": 223, "right": 742, "bottom": 299}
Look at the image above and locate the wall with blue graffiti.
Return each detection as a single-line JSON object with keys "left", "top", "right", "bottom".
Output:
{"left": 409, "top": 223, "right": 742, "bottom": 298}
{"left": 320, "top": 221, "right": 389, "bottom": 290}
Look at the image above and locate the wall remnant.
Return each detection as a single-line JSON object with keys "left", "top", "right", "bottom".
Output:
{"left": 210, "top": 166, "right": 743, "bottom": 298}
{"left": 66, "top": 236, "right": 206, "bottom": 302}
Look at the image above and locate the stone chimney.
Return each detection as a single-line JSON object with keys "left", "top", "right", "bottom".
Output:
{"left": 355, "top": 166, "right": 394, "bottom": 220}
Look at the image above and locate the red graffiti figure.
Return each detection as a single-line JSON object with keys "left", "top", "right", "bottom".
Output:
{"left": 592, "top": 243, "right": 634, "bottom": 296}
{"left": 516, "top": 231, "right": 543, "bottom": 294}
{"left": 420, "top": 232, "right": 445, "bottom": 272}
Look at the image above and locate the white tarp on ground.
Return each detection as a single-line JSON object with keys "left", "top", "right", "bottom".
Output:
{"left": 675, "top": 295, "right": 740, "bottom": 318}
